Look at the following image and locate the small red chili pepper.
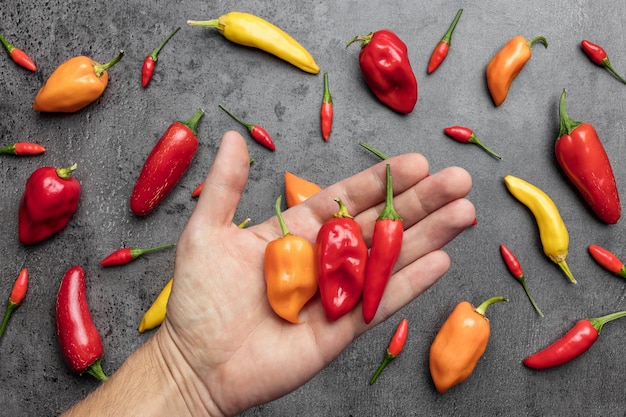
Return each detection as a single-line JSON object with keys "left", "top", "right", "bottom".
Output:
{"left": 523, "top": 310, "right": 626, "bottom": 369}
{"left": 0, "top": 142, "right": 46, "bottom": 156}
{"left": 427, "top": 9, "right": 463, "bottom": 74}
{"left": 55, "top": 266, "right": 107, "bottom": 380}
{"left": 218, "top": 104, "right": 275, "bottom": 151}
{"left": 581, "top": 39, "right": 626, "bottom": 84}
{"left": 100, "top": 243, "right": 175, "bottom": 267}
{"left": 130, "top": 109, "right": 204, "bottom": 216}
{"left": 320, "top": 72, "right": 333, "bottom": 141}
{"left": 0, "top": 33, "right": 36, "bottom": 71}
{"left": 362, "top": 164, "right": 403, "bottom": 324}
{"left": 588, "top": 244, "right": 626, "bottom": 279}
{"left": 443, "top": 125, "right": 502, "bottom": 160}
{"left": 142, "top": 27, "right": 181, "bottom": 88}
{"left": 191, "top": 181, "right": 204, "bottom": 198}
{"left": 0, "top": 268, "right": 29, "bottom": 342}
{"left": 499, "top": 244, "right": 544, "bottom": 317}
{"left": 369, "top": 318, "right": 408, "bottom": 384}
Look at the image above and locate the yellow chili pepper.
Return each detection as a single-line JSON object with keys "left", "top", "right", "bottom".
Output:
{"left": 32, "top": 50, "right": 124, "bottom": 113}
{"left": 486, "top": 35, "right": 547, "bottom": 106}
{"left": 264, "top": 196, "right": 317, "bottom": 323}
{"left": 284, "top": 171, "right": 322, "bottom": 208}
{"left": 187, "top": 12, "right": 319, "bottom": 74}
{"left": 138, "top": 278, "right": 172, "bottom": 333}
{"left": 504, "top": 175, "right": 576, "bottom": 283}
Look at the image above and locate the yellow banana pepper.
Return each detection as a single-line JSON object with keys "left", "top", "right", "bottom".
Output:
{"left": 138, "top": 278, "right": 172, "bottom": 333}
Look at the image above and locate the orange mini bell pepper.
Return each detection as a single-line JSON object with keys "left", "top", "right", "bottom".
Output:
{"left": 264, "top": 196, "right": 317, "bottom": 323}
{"left": 284, "top": 171, "right": 322, "bottom": 208}
{"left": 33, "top": 50, "right": 124, "bottom": 113}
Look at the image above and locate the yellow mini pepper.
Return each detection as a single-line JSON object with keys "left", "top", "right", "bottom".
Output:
{"left": 138, "top": 278, "right": 172, "bottom": 333}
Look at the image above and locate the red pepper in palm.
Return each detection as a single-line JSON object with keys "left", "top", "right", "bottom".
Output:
{"left": 362, "top": 164, "right": 403, "bottom": 324}
{"left": 315, "top": 198, "right": 368, "bottom": 321}
{"left": 0, "top": 142, "right": 46, "bottom": 155}
{"left": 499, "top": 244, "right": 544, "bottom": 317}
{"left": 588, "top": 244, "right": 626, "bottom": 279}
{"left": 130, "top": 109, "right": 204, "bottom": 216}
{"left": 523, "top": 310, "right": 626, "bottom": 369}
{"left": 444, "top": 125, "right": 502, "bottom": 159}
{"left": 142, "top": 27, "right": 181, "bottom": 88}
{"left": 100, "top": 243, "right": 175, "bottom": 266}
{"left": 18, "top": 164, "right": 81, "bottom": 245}
{"left": 0, "top": 269, "right": 28, "bottom": 341}
{"left": 427, "top": 9, "right": 463, "bottom": 74}
{"left": 320, "top": 72, "right": 333, "bottom": 141}
{"left": 55, "top": 266, "right": 107, "bottom": 380}
{"left": 0, "top": 33, "right": 36, "bottom": 71}
{"left": 581, "top": 40, "right": 626, "bottom": 84}
{"left": 556, "top": 89, "right": 620, "bottom": 224}
{"left": 218, "top": 104, "right": 275, "bottom": 151}
{"left": 369, "top": 318, "right": 408, "bottom": 384}
{"left": 347, "top": 30, "right": 418, "bottom": 114}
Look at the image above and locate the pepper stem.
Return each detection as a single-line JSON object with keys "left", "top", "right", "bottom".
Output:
{"left": 469, "top": 134, "right": 502, "bottom": 159}
{"left": 474, "top": 296, "right": 508, "bottom": 316}
{"left": 0, "top": 144, "right": 16, "bottom": 154}
{"left": 179, "top": 108, "right": 205, "bottom": 136}
{"left": 274, "top": 196, "right": 290, "bottom": 237}
{"left": 588, "top": 310, "right": 626, "bottom": 333}
{"left": 187, "top": 19, "right": 220, "bottom": 29}
{"left": 218, "top": 104, "right": 254, "bottom": 132}
{"left": 94, "top": 50, "right": 124, "bottom": 78}
{"left": 0, "top": 302, "right": 18, "bottom": 340}
{"left": 527, "top": 36, "right": 548, "bottom": 49}
{"left": 369, "top": 353, "right": 393, "bottom": 385}
{"left": 0, "top": 33, "right": 15, "bottom": 53}
{"left": 346, "top": 32, "right": 374, "bottom": 48}
{"left": 601, "top": 58, "right": 626, "bottom": 84}
{"left": 333, "top": 198, "right": 353, "bottom": 219}
{"left": 149, "top": 27, "right": 181, "bottom": 61}
{"left": 378, "top": 165, "right": 402, "bottom": 221}
{"left": 558, "top": 89, "right": 582, "bottom": 137}
{"left": 130, "top": 243, "right": 176, "bottom": 260}
{"left": 84, "top": 358, "right": 108, "bottom": 381}
{"left": 322, "top": 72, "right": 332, "bottom": 104}
{"left": 557, "top": 260, "right": 577, "bottom": 284}
{"left": 518, "top": 276, "right": 544, "bottom": 317}
{"left": 56, "top": 163, "right": 78, "bottom": 179}
{"left": 359, "top": 141, "right": 389, "bottom": 160}
{"left": 441, "top": 9, "right": 463, "bottom": 43}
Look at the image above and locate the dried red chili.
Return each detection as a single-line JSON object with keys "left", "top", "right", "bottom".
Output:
{"left": 581, "top": 40, "right": 626, "bottom": 84}
{"left": 427, "top": 9, "right": 463, "bottom": 74}
{"left": 142, "top": 27, "right": 181, "bottom": 88}
{"left": 443, "top": 125, "right": 502, "bottom": 159}
{"left": 370, "top": 318, "right": 408, "bottom": 384}
{"left": 0, "top": 33, "right": 36, "bottom": 71}
{"left": 320, "top": 72, "right": 333, "bottom": 141}
{"left": 0, "top": 142, "right": 46, "bottom": 155}
{"left": 499, "top": 244, "right": 544, "bottom": 317}
{"left": 218, "top": 104, "right": 275, "bottom": 151}
{"left": 588, "top": 244, "right": 626, "bottom": 279}
{"left": 100, "top": 243, "right": 175, "bottom": 266}
{"left": 0, "top": 268, "right": 28, "bottom": 341}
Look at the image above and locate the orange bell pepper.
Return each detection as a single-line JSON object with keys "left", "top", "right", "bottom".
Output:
{"left": 33, "top": 50, "right": 124, "bottom": 113}
{"left": 284, "top": 171, "right": 322, "bottom": 208}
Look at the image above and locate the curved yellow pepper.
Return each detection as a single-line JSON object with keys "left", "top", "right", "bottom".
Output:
{"left": 504, "top": 175, "right": 576, "bottom": 283}
{"left": 187, "top": 12, "right": 319, "bottom": 74}
{"left": 138, "top": 278, "right": 172, "bottom": 333}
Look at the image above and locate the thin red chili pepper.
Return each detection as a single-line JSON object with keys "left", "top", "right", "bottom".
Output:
{"left": 142, "top": 27, "right": 181, "bottom": 88}
{"left": 320, "top": 72, "right": 333, "bottom": 141}
{"left": 100, "top": 243, "right": 175, "bottom": 267}
{"left": 443, "top": 125, "right": 502, "bottom": 159}
{"left": 0, "top": 268, "right": 29, "bottom": 341}
{"left": 523, "top": 310, "right": 626, "bottom": 369}
{"left": 588, "top": 244, "right": 626, "bottom": 279}
{"left": 218, "top": 104, "right": 276, "bottom": 151}
{"left": 191, "top": 181, "right": 204, "bottom": 198}
{"left": 499, "top": 244, "right": 544, "bottom": 317}
{"left": 369, "top": 318, "right": 408, "bottom": 384}
{"left": 0, "top": 33, "right": 36, "bottom": 71}
{"left": 581, "top": 39, "right": 626, "bottom": 84}
{"left": 0, "top": 142, "right": 46, "bottom": 155}
{"left": 427, "top": 9, "right": 463, "bottom": 74}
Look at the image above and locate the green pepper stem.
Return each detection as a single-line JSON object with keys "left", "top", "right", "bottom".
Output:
{"left": 601, "top": 58, "right": 626, "bottom": 84}
{"left": 558, "top": 89, "right": 582, "bottom": 137}
{"left": 0, "top": 144, "right": 16, "bottom": 154}
{"left": 518, "top": 276, "right": 544, "bottom": 317}
{"left": 56, "top": 163, "right": 78, "bottom": 179}
{"left": 94, "top": 50, "right": 124, "bottom": 78}
{"left": 441, "top": 9, "right": 463, "bottom": 44}
{"left": 588, "top": 310, "right": 626, "bottom": 334}
{"left": 187, "top": 19, "right": 220, "bottom": 29}
{"left": 475, "top": 296, "right": 508, "bottom": 316}
{"left": 378, "top": 165, "right": 402, "bottom": 221}
{"left": 527, "top": 36, "right": 548, "bottom": 49}
{"left": 0, "top": 301, "right": 18, "bottom": 340}
{"left": 369, "top": 353, "right": 394, "bottom": 385}
{"left": 333, "top": 198, "right": 353, "bottom": 219}
{"left": 557, "top": 260, "right": 577, "bottom": 284}
{"left": 274, "top": 196, "right": 290, "bottom": 237}
{"left": 359, "top": 141, "right": 389, "bottom": 160}
{"left": 149, "top": 27, "right": 181, "bottom": 60}
{"left": 84, "top": 358, "right": 108, "bottom": 381}
{"left": 0, "top": 33, "right": 15, "bottom": 53}
{"left": 469, "top": 135, "right": 502, "bottom": 159}
{"left": 322, "top": 72, "right": 332, "bottom": 104}
{"left": 346, "top": 32, "right": 374, "bottom": 48}
{"left": 179, "top": 108, "right": 205, "bottom": 136}
{"left": 218, "top": 104, "right": 254, "bottom": 132}
{"left": 130, "top": 243, "right": 176, "bottom": 259}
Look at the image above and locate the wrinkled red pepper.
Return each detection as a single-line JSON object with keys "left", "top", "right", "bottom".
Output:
{"left": 427, "top": 9, "right": 463, "bottom": 74}
{"left": 100, "top": 243, "right": 175, "bottom": 266}
{"left": 315, "top": 198, "right": 368, "bottom": 321}
{"left": 347, "top": 29, "right": 418, "bottom": 114}
{"left": 0, "top": 142, "right": 46, "bottom": 155}
{"left": 320, "top": 72, "right": 333, "bottom": 141}
{"left": 18, "top": 164, "right": 81, "bottom": 245}
{"left": 581, "top": 40, "right": 626, "bottom": 84}
{"left": 0, "top": 268, "right": 29, "bottom": 341}
{"left": 0, "top": 33, "right": 36, "bottom": 71}
{"left": 555, "top": 89, "right": 620, "bottom": 224}
{"left": 369, "top": 317, "right": 408, "bottom": 384}
{"left": 218, "top": 104, "right": 275, "bottom": 151}
{"left": 588, "top": 244, "right": 626, "bottom": 279}
{"left": 142, "top": 27, "right": 181, "bottom": 88}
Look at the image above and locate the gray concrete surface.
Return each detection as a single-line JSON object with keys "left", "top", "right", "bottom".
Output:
{"left": 2, "top": 0, "right": 626, "bottom": 416}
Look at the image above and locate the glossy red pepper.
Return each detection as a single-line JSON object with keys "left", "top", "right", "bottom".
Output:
{"left": 588, "top": 244, "right": 626, "bottom": 279}
{"left": 499, "top": 244, "right": 544, "bottom": 317}
{"left": 443, "top": 125, "right": 502, "bottom": 159}
{"left": 56, "top": 266, "right": 107, "bottom": 380}
{"left": 100, "top": 243, "right": 175, "bottom": 266}
{"left": 362, "top": 164, "right": 403, "bottom": 324}
{"left": 18, "top": 164, "right": 81, "bottom": 245}
{"left": 347, "top": 29, "right": 418, "bottom": 114}
{"left": 0, "top": 33, "right": 36, "bottom": 71}
{"left": 523, "top": 310, "right": 626, "bottom": 369}
{"left": 142, "top": 27, "right": 180, "bottom": 88}
{"left": 369, "top": 318, "right": 408, "bottom": 384}
{"left": 556, "top": 89, "right": 620, "bottom": 224}
{"left": 218, "top": 104, "right": 275, "bottom": 151}
{"left": 315, "top": 198, "right": 368, "bottom": 321}
{"left": 0, "top": 269, "right": 29, "bottom": 341}
{"left": 320, "top": 72, "right": 333, "bottom": 141}
{"left": 130, "top": 109, "right": 204, "bottom": 216}
{"left": 427, "top": 9, "right": 463, "bottom": 74}
{"left": 0, "top": 142, "right": 46, "bottom": 155}
{"left": 581, "top": 40, "right": 626, "bottom": 84}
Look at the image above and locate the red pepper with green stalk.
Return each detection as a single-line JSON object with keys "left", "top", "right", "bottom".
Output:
{"left": 100, "top": 243, "right": 175, "bottom": 266}
{"left": 427, "top": 9, "right": 463, "bottom": 74}
{"left": 142, "top": 27, "right": 181, "bottom": 88}
{"left": 369, "top": 318, "right": 408, "bottom": 384}
{"left": 588, "top": 244, "right": 626, "bottom": 279}
{"left": 0, "top": 269, "right": 29, "bottom": 342}
{"left": 499, "top": 244, "right": 544, "bottom": 317}
{"left": 218, "top": 104, "right": 275, "bottom": 151}
{"left": 581, "top": 40, "right": 626, "bottom": 84}
{"left": 0, "top": 142, "right": 45, "bottom": 156}
{"left": 0, "top": 33, "right": 36, "bottom": 71}
{"left": 444, "top": 125, "right": 502, "bottom": 159}
{"left": 320, "top": 72, "right": 333, "bottom": 141}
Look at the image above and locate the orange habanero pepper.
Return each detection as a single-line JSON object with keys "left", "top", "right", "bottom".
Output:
{"left": 264, "top": 196, "right": 317, "bottom": 323}
{"left": 284, "top": 171, "right": 322, "bottom": 208}
{"left": 33, "top": 50, "right": 124, "bottom": 113}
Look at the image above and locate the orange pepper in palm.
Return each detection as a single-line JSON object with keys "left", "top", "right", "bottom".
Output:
{"left": 284, "top": 171, "right": 322, "bottom": 208}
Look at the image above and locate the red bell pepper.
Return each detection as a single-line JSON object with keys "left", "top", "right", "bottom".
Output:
{"left": 0, "top": 268, "right": 29, "bottom": 341}
{"left": 555, "top": 89, "right": 620, "bottom": 224}
{"left": 315, "top": 198, "right": 368, "bottom": 321}
{"left": 347, "top": 29, "right": 418, "bottom": 114}
{"left": 18, "top": 164, "right": 81, "bottom": 245}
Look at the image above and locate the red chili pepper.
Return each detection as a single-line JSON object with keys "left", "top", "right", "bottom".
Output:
{"left": 523, "top": 310, "right": 626, "bottom": 369}
{"left": 218, "top": 104, "right": 275, "bottom": 151}
{"left": 499, "top": 244, "right": 544, "bottom": 317}
{"left": 100, "top": 243, "right": 175, "bottom": 267}
{"left": 18, "top": 164, "right": 81, "bottom": 245}
{"left": 443, "top": 125, "right": 502, "bottom": 160}
{"left": 0, "top": 33, "right": 36, "bottom": 71}
{"left": 427, "top": 9, "right": 463, "bottom": 74}
{"left": 320, "top": 72, "right": 333, "bottom": 141}
{"left": 347, "top": 29, "right": 418, "bottom": 114}
{"left": 55, "top": 266, "right": 107, "bottom": 380}
{"left": 0, "top": 269, "right": 29, "bottom": 341}
{"left": 556, "top": 89, "right": 620, "bottom": 224}
{"left": 315, "top": 198, "right": 368, "bottom": 321}
{"left": 130, "top": 109, "right": 204, "bottom": 216}
{"left": 581, "top": 39, "right": 626, "bottom": 84}
{"left": 588, "top": 244, "right": 626, "bottom": 279}
{"left": 191, "top": 181, "right": 204, "bottom": 198}
{"left": 0, "top": 142, "right": 46, "bottom": 155}
{"left": 142, "top": 27, "right": 181, "bottom": 88}
{"left": 362, "top": 164, "right": 403, "bottom": 324}
{"left": 369, "top": 317, "right": 408, "bottom": 384}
